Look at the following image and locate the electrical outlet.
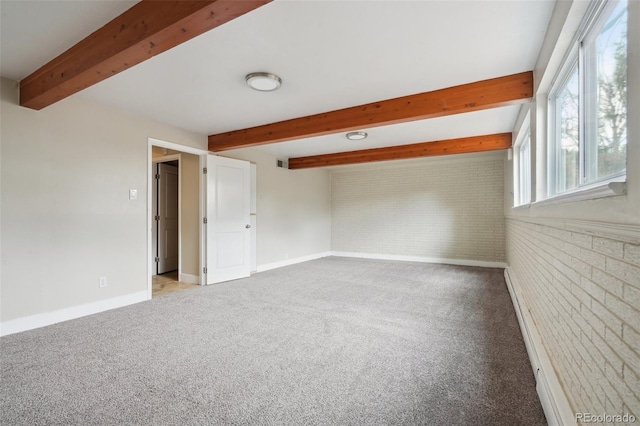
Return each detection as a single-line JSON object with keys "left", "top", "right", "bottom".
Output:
{"left": 99, "top": 277, "right": 108, "bottom": 288}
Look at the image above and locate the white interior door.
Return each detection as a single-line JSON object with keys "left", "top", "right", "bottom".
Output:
{"left": 206, "top": 155, "right": 251, "bottom": 284}
{"left": 158, "top": 163, "right": 179, "bottom": 274}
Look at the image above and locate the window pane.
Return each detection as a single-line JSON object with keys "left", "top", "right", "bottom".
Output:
{"left": 519, "top": 134, "right": 531, "bottom": 204}
{"left": 591, "top": 0, "right": 627, "bottom": 180}
{"left": 555, "top": 65, "right": 580, "bottom": 193}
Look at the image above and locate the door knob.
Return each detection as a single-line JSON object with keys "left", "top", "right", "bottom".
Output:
{"left": 246, "top": 224, "right": 251, "bottom": 229}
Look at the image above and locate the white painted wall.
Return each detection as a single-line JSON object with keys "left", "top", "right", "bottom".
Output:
{"left": 220, "top": 148, "right": 331, "bottom": 268}
{"left": 0, "top": 77, "right": 206, "bottom": 324}
{"left": 331, "top": 152, "right": 506, "bottom": 264}
{"left": 505, "top": 0, "right": 640, "bottom": 420}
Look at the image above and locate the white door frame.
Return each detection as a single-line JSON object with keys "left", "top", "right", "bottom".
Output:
{"left": 147, "top": 138, "right": 209, "bottom": 300}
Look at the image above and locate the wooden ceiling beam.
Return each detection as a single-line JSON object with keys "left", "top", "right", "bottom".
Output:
{"left": 208, "top": 72, "right": 532, "bottom": 151}
{"left": 287, "top": 133, "right": 512, "bottom": 169}
{"left": 20, "top": 0, "right": 271, "bottom": 110}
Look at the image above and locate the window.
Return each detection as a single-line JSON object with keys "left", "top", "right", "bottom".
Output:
{"left": 518, "top": 130, "right": 532, "bottom": 205}
{"left": 514, "top": 113, "right": 532, "bottom": 207}
{"left": 550, "top": 61, "right": 580, "bottom": 194}
{"left": 548, "top": 0, "right": 627, "bottom": 197}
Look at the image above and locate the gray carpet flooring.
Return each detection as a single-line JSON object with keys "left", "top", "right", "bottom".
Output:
{"left": 1, "top": 257, "right": 546, "bottom": 425}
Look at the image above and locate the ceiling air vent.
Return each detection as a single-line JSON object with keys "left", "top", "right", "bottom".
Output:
{"left": 276, "top": 159, "right": 289, "bottom": 169}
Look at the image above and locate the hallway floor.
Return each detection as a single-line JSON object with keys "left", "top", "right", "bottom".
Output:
{"left": 152, "top": 271, "right": 198, "bottom": 297}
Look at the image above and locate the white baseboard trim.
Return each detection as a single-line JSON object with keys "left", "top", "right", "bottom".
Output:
{"left": 331, "top": 251, "right": 507, "bottom": 269}
{"left": 256, "top": 251, "right": 332, "bottom": 273}
{"left": 255, "top": 251, "right": 505, "bottom": 273}
{"left": 179, "top": 273, "right": 200, "bottom": 285}
{"left": 0, "top": 291, "right": 149, "bottom": 337}
{"left": 504, "top": 268, "right": 576, "bottom": 426}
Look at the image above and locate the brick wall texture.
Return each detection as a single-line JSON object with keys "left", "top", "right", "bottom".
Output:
{"left": 507, "top": 218, "right": 640, "bottom": 421}
{"left": 331, "top": 158, "right": 505, "bottom": 263}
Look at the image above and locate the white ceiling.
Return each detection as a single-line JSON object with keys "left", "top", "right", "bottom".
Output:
{"left": 0, "top": 0, "right": 555, "bottom": 161}
{"left": 0, "top": 1, "right": 137, "bottom": 81}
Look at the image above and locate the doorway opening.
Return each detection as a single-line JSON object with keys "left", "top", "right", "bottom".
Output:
{"left": 150, "top": 146, "right": 200, "bottom": 298}
{"left": 153, "top": 160, "right": 179, "bottom": 276}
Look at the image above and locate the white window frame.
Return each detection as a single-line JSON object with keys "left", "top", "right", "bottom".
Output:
{"left": 543, "top": 0, "right": 627, "bottom": 204}
{"left": 513, "top": 114, "right": 532, "bottom": 207}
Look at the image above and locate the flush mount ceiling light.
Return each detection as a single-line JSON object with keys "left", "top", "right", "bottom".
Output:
{"left": 346, "top": 131, "right": 368, "bottom": 141}
{"left": 245, "top": 72, "right": 282, "bottom": 92}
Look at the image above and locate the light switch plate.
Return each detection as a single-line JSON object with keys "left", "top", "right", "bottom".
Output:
{"left": 129, "top": 189, "right": 137, "bottom": 200}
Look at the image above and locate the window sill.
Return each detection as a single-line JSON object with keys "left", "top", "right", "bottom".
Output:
{"left": 512, "top": 203, "right": 531, "bottom": 210}
{"left": 532, "top": 180, "right": 626, "bottom": 207}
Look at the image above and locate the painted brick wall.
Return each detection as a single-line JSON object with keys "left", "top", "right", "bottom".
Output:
{"left": 331, "top": 156, "right": 505, "bottom": 263}
{"left": 506, "top": 218, "right": 640, "bottom": 420}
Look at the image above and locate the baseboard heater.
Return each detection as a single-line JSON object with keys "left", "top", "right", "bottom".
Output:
{"left": 504, "top": 268, "right": 576, "bottom": 426}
